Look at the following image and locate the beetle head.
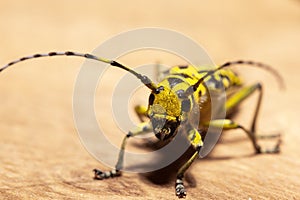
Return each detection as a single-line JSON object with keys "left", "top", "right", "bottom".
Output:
{"left": 148, "top": 86, "right": 181, "bottom": 141}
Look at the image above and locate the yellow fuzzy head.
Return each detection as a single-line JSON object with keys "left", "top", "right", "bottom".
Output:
{"left": 147, "top": 85, "right": 181, "bottom": 141}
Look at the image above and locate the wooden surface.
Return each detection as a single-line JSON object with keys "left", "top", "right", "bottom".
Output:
{"left": 0, "top": 0, "right": 300, "bottom": 199}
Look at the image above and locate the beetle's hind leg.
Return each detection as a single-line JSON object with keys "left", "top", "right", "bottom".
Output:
{"left": 205, "top": 119, "right": 281, "bottom": 153}
{"left": 94, "top": 122, "right": 152, "bottom": 180}
{"left": 211, "top": 83, "right": 281, "bottom": 153}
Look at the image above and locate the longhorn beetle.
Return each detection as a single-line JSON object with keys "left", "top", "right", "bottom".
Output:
{"left": 0, "top": 51, "right": 284, "bottom": 198}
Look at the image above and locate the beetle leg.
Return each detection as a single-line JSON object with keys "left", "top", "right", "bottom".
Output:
{"left": 134, "top": 105, "right": 148, "bottom": 122}
{"left": 224, "top": 82, "right": 281, "bottom": 152}
{"left": 175, "top": 128, "right": 203, "bottom": 198}
{"left": 226, "top": 83, "right": 262, "bottom": 133}
{"left": 94, "top": 122, "right": 152, "bottom": 179}
{"left": 205, "top": 119, "right": 281, "bottom": 154}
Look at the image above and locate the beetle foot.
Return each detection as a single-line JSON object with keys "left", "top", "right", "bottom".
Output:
{"left": 93, "top": 168, "right": 121, "bottom": 180}
{"left": 175, "top": 178, "right": 187, "bottom": 198}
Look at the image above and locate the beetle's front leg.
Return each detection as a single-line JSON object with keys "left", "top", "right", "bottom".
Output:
{"left": 175, "top": 128, "right": 203, "bottom": 198}
{"left": 93, "top": 122, "right": 152, "bottom": 180}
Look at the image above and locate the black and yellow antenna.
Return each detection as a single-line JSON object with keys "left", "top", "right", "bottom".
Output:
{"left": 0, "top": 51, "right": 158, "bottom": 92}
{"left": 184, "top": 60, "right": 285, "bottom": 97}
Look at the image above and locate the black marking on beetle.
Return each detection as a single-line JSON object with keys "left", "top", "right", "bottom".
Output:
{"left": 173, "top": 73, "right": 193, "bottom": 79}
{"left": 219, "top": 74, "right": 232, "bottom": 87}
{"left": 149, "top": 93, "right": 155, "bottom": 105}
{"left": 141, "top": 76, "right": 154, "bottom": 86}
{"left": 222, "top": 62, "right": 231, "bottom": 67}
{"left": 65, "top": 51, "right": 75, "bottom": 56}
{"left": 49, "top": 52, "right": 58, "bottom": 56}
{"left": 7, "top": 62, "right": 15, "bottom": 66}
{"left": 219, "top": 74, "right": 230, "bottom": 82}
{"left": 155, "top": 86, "right": 164, "bottom": 94}
{"left": 167, "top": 77, "right": 184, "bottom": 88}
{"left": 198, "top": 89, "right": 202, "bottom": 97}
{"left": 207, "top": 74, "right": 223, "bottom": 89}
{"left": 84, "top": 53, "right": 94, "bottom": 59}
{"left": 198, "top": 70, "right": 210, "bottom": 74}
{"left": 20, "top": 57, "right": 28, "bottom": 61}
{"left": 142, "top": 126, "right": 149, "bottom": 132}
{"left": 181, "top": 99, "right": 191, "bottom": 112}
{"left": 176, "top": 89, "right": 186, "bottom": 99}
{"left": 33, "top": 54, "right": 42, "bottom": 58}
{"left": 189, "top": 131, "right": 196, "bottom": 141}
{"left": 178, "top": 65, "right": 189, "bottom": 69}
{"left": 126, "top": 133, "right": 132, "bottom": 137}
{"left": 93, "top": 169, "right": 121, "bottom": 179}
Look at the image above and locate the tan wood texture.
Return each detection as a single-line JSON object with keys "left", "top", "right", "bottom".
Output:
{"left": 0, "top": 1, "right": 299, "bottom": 199}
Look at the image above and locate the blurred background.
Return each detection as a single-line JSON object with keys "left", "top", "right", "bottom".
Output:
{"left": 0, "top": 0, "right": 299, "bottom": 199}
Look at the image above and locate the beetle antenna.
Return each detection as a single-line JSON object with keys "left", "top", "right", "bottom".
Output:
{"left": 0, "top": 51, "right": 157, "bottom": 91}
{"left": 185, "top": 60, "right": 285, "bottom": 96}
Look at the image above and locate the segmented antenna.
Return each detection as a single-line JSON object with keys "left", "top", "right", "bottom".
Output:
{"left": 186, "top": 60, "right": 286, "bottom": 96}
{"left": 0, "top": 51, "right": 157, "bottom": 91}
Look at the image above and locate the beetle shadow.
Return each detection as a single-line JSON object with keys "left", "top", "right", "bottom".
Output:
{"left": 124, "top": 133, "right": 195, "bottom": 186}
{"left": 130, "top": 132, "right": 257, "bottom": 186}
{"left": 136, "top": 144, "right": 198, "bottom": 187}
